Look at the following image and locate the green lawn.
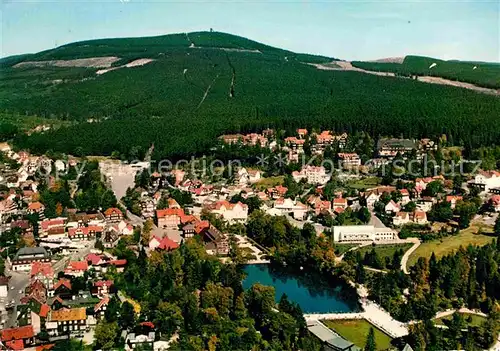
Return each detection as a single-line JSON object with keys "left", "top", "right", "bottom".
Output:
{"left": 434, "top": 313, "right": 487, "bottom": 327}
{"left": 254, "top": 176, "right": 285, "bottom": 190}
{"left": 0, "top": 112, "right": 72, "bottom": 131}
{"left": 346, "top": 177, "right": 381, "bottom": 190}
{"left": 334, "top": 243, "right": 359, "bottom": 255}
{"left": 357, "top": 243, "right": 413, "bottom": 264}
{"left": 408, "top": 226, "right": 495, "bottom": 267}
{"left": 323, "top": 319, "right": 393, "bottom": 350}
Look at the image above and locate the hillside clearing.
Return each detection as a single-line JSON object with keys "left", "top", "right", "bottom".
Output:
{"left": 14, "top": 56, "right": 120, "bottom": 68}
{"left": 96, "top": 58, "right": 155, "bottom": 75}
{"left": 407, "top": 225, "right": 496, "bottom": 267}
{"left": 434, "top": 313, "right": 487, "bottom": 327}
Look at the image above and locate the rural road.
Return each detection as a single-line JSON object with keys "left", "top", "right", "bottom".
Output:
{"left": 400, "top": 238, "right": 421, "bottom": 274}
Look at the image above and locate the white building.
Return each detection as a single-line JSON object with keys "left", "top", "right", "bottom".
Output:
{"left": 237, "top": 168, "right": 262, "bottom": 185}
{"left": 292, "top": 166, "right": 330, "bottom": 185}
{"left": 385, "top": 200, "right": 400, "bottom": 214}
{"left": 338, "top": 153, "right": 361, "bottom": 168}
{"left": 0, "top": 277, "right": 8, "bottom": 297}
{"left": 210, "top": 201, "right": 249, "bottom": 223}
{"left": 273, "top": 198, "right": 308, "bottom": 220}
{"left": 470, "top": 170, "right": 500, "bottom": 193}
{"left": 332, "top": 225, "right": 397, "bottom": 242}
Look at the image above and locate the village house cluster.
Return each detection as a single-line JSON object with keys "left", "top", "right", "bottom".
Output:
{"left": 2, "top": 124, "right": 500, "bottom": 349}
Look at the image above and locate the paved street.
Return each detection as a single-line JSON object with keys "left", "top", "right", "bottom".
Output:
{"left": 0, "top": 271, "right": 30, "bottom": 328}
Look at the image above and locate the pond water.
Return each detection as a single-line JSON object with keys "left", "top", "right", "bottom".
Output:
{"left": 242, "top": 264, "right": 360, "bottom": 313}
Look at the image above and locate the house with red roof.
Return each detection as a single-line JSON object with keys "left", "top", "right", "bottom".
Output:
{"left": 156, "top": 208, "right": 185, "bottom": 229}
{"left": 53, "top": 279, "right": 72, "bottom": 299}
{"left": 413, "top": 211, "right": 428, "bottom": 225}
{"left": 27, "top": 201, "right": 44, "bottom": 214}
{"left": 470, "top": 170, "right": 500, "bottom": 193}
{"left": 64, "top": 261, "right": 89, "bottom": 277}
{"left": 92, "top": 280, "right": 114, "bottom": 297}
{"left": 39, "top": 218, "right": 66, "bottom": 238}
{"left": 104, "top": 207, "right": 123, "bottom": 222}
{"left": 446, "top": 195, "right": 463, "bottom": 209}
{"left": 68, "top": 225, "right": 103, "bottom": 240}
{"left": 332, "top": 197, "right": 348, "bottom": 210}
{"left": 30, "top": 262, "right": 54, "bottom": 290}
{"left": 400, "top": 189, "right": 411, "bottom": 205}
{"left": 0, "top": 325, "right": 34, "bottom": 350}
{"left": 25, "top": 280, "right": 48, "bottom": 303}
{"left": 86, "top": 253, "right": 106, "bottom": 266}
{"left": 385, "top": 200, "right": 401, "bottom": 214}
{"left": 149, "top": 236, "right": 179, "bottom": 251}
{"left": 207, "top": 200, "right": 248, "bottom": 224}
{"left": 94, "top": 296, "right": 110, "bottom": 319}
{"left": 107, "top": 259, "right": 127, "bottom": 272}
{"left": 490, "top": 195, "right": 500, "bottom": 212}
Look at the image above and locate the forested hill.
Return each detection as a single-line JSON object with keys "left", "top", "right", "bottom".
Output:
{"left": 0, "top": 31, "right": 333, "bottom": 66}
{"left": 1, "top": 31, "right": 499, "bottom": 160}
{"left": 351, "top": 56, "right": 500, "bottom": 89}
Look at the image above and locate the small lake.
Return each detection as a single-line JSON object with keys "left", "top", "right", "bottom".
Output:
{"left": 242, "top": 264, "right": 360, "bottom": 314}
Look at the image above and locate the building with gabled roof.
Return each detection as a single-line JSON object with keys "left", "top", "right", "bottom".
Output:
{"left": 64, "top": 261, "right": 88, "bottom": 277}
{"left": 149, "top": 236, "right": 179, "bottom": 251}
{"left": 156, "top": 208, "right": 185, "bottom": 229}
{"left": 12, "top": 247, "right": 50, "bottom": 272}
{"left": 103, "top": 207, "right": 123, "bottom": 222}
{"left": 30, "top": 262, "right": 54, "bottom": 290}
{"left": 47, "top": 307, "right": 87, "bottom": 335}
{"left": 0, "top": 325, "right": 35, "bottom": 348}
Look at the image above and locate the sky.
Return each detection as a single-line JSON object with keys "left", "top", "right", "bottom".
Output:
{"left": 1, "top": 0, "right": 499, "bottom": 62}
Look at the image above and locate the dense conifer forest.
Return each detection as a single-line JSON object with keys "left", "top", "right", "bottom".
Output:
{"left": 1, "top": 32, "right": 499, "bottom": 159}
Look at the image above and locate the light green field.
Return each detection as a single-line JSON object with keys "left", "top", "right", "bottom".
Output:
{"left": 334, "top": 243, "right": 359, "bottom": 255}
{"left": 254, "top": 176, "right": 285, "bottom": 190}
{"left": 356, "top": 243, "right": 413, "bottom": 265}
{"left": 0, "top": 113, "right": 72, "bottom": 131}
{"left": 323, "top": 319, "right": 393, "bottom": 350}
{"left": 434, "top": 313, "right": 487, "bottom": 327}
{"left": 346, "top": 177, "right": 381, "bottom": 190}
{"left": 408, "top": 226, "right": 495, "bottom": 267}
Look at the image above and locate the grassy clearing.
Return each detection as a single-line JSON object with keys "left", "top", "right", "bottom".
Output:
{"left": 334, "top": 243, "right": 359, "bottom": 255}
{"left": 434, "top": 313, "right": 487, "bottom": 327}
{"left": 0, "top": 113, "right": 72, "bottom": 131}
{"left": 357, "top": 243, "right": 413, "bottom": 262}
{"left": 254, "top": 176, "right": 284, "bottom": 190}
{"left": 323, "top": 319, "right": 393, "bottom": 350}
{"left": 346, "top": 177, "right": 381, "bottom": 190}
{"left": 408, "top": 225, "right": 495, "bottom": 267}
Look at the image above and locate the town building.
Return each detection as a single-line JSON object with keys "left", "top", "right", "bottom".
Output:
{"left": 68, "top": 225, "right": 103, "bottom": 240}
{"left": 377, "top": 138, "right": 417, "bottom": 158}
{"left": 273, "top": 198, "right": 308, "bottom": 220}
{"left": 11, "top": 247, "right": 51, "bottom": 272}
{"left": 149, "top": 236, "right": 179, "bottom": 251}
{"left": 104, "top": 207, "right": 123, "bottom": 222}
{"left": 156, "top": 208, "right": 185, "bottom": 229}
{"left": 338, "top": 153, "right": 361, "bottom": 168}
{"left": 30, "top": 262, "right": 55, "bottom": 290}
{"left": 208, "top": 201, "right": 249, "bottom": 223}
{"left": 469, "top": 170, "right": 500, "bottom": 193}
{"left": 47, "top": 307, "right": 87, "bottom": 335}
{"left": 292, "top": 165, "right": 330, "bottom": 185}
{"left": 332, "top": 225, "right": 397, "bottom": 242}
{"left": 307, "top": 321, "right": 360, "bottom": 351}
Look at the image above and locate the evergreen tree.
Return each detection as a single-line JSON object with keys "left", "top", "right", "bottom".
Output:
{"left": 364, "top": 327, "right": 376, "bottom": 351}
{"left": 494, "top": 216, "right": 500, "bottom": 237}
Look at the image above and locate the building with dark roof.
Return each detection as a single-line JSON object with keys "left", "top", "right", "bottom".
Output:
{"left": 12, "top": 247, "right": 50, "bottom": 272}
{"left": 307, "top": 321, "right": 360, "bottom": 351}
